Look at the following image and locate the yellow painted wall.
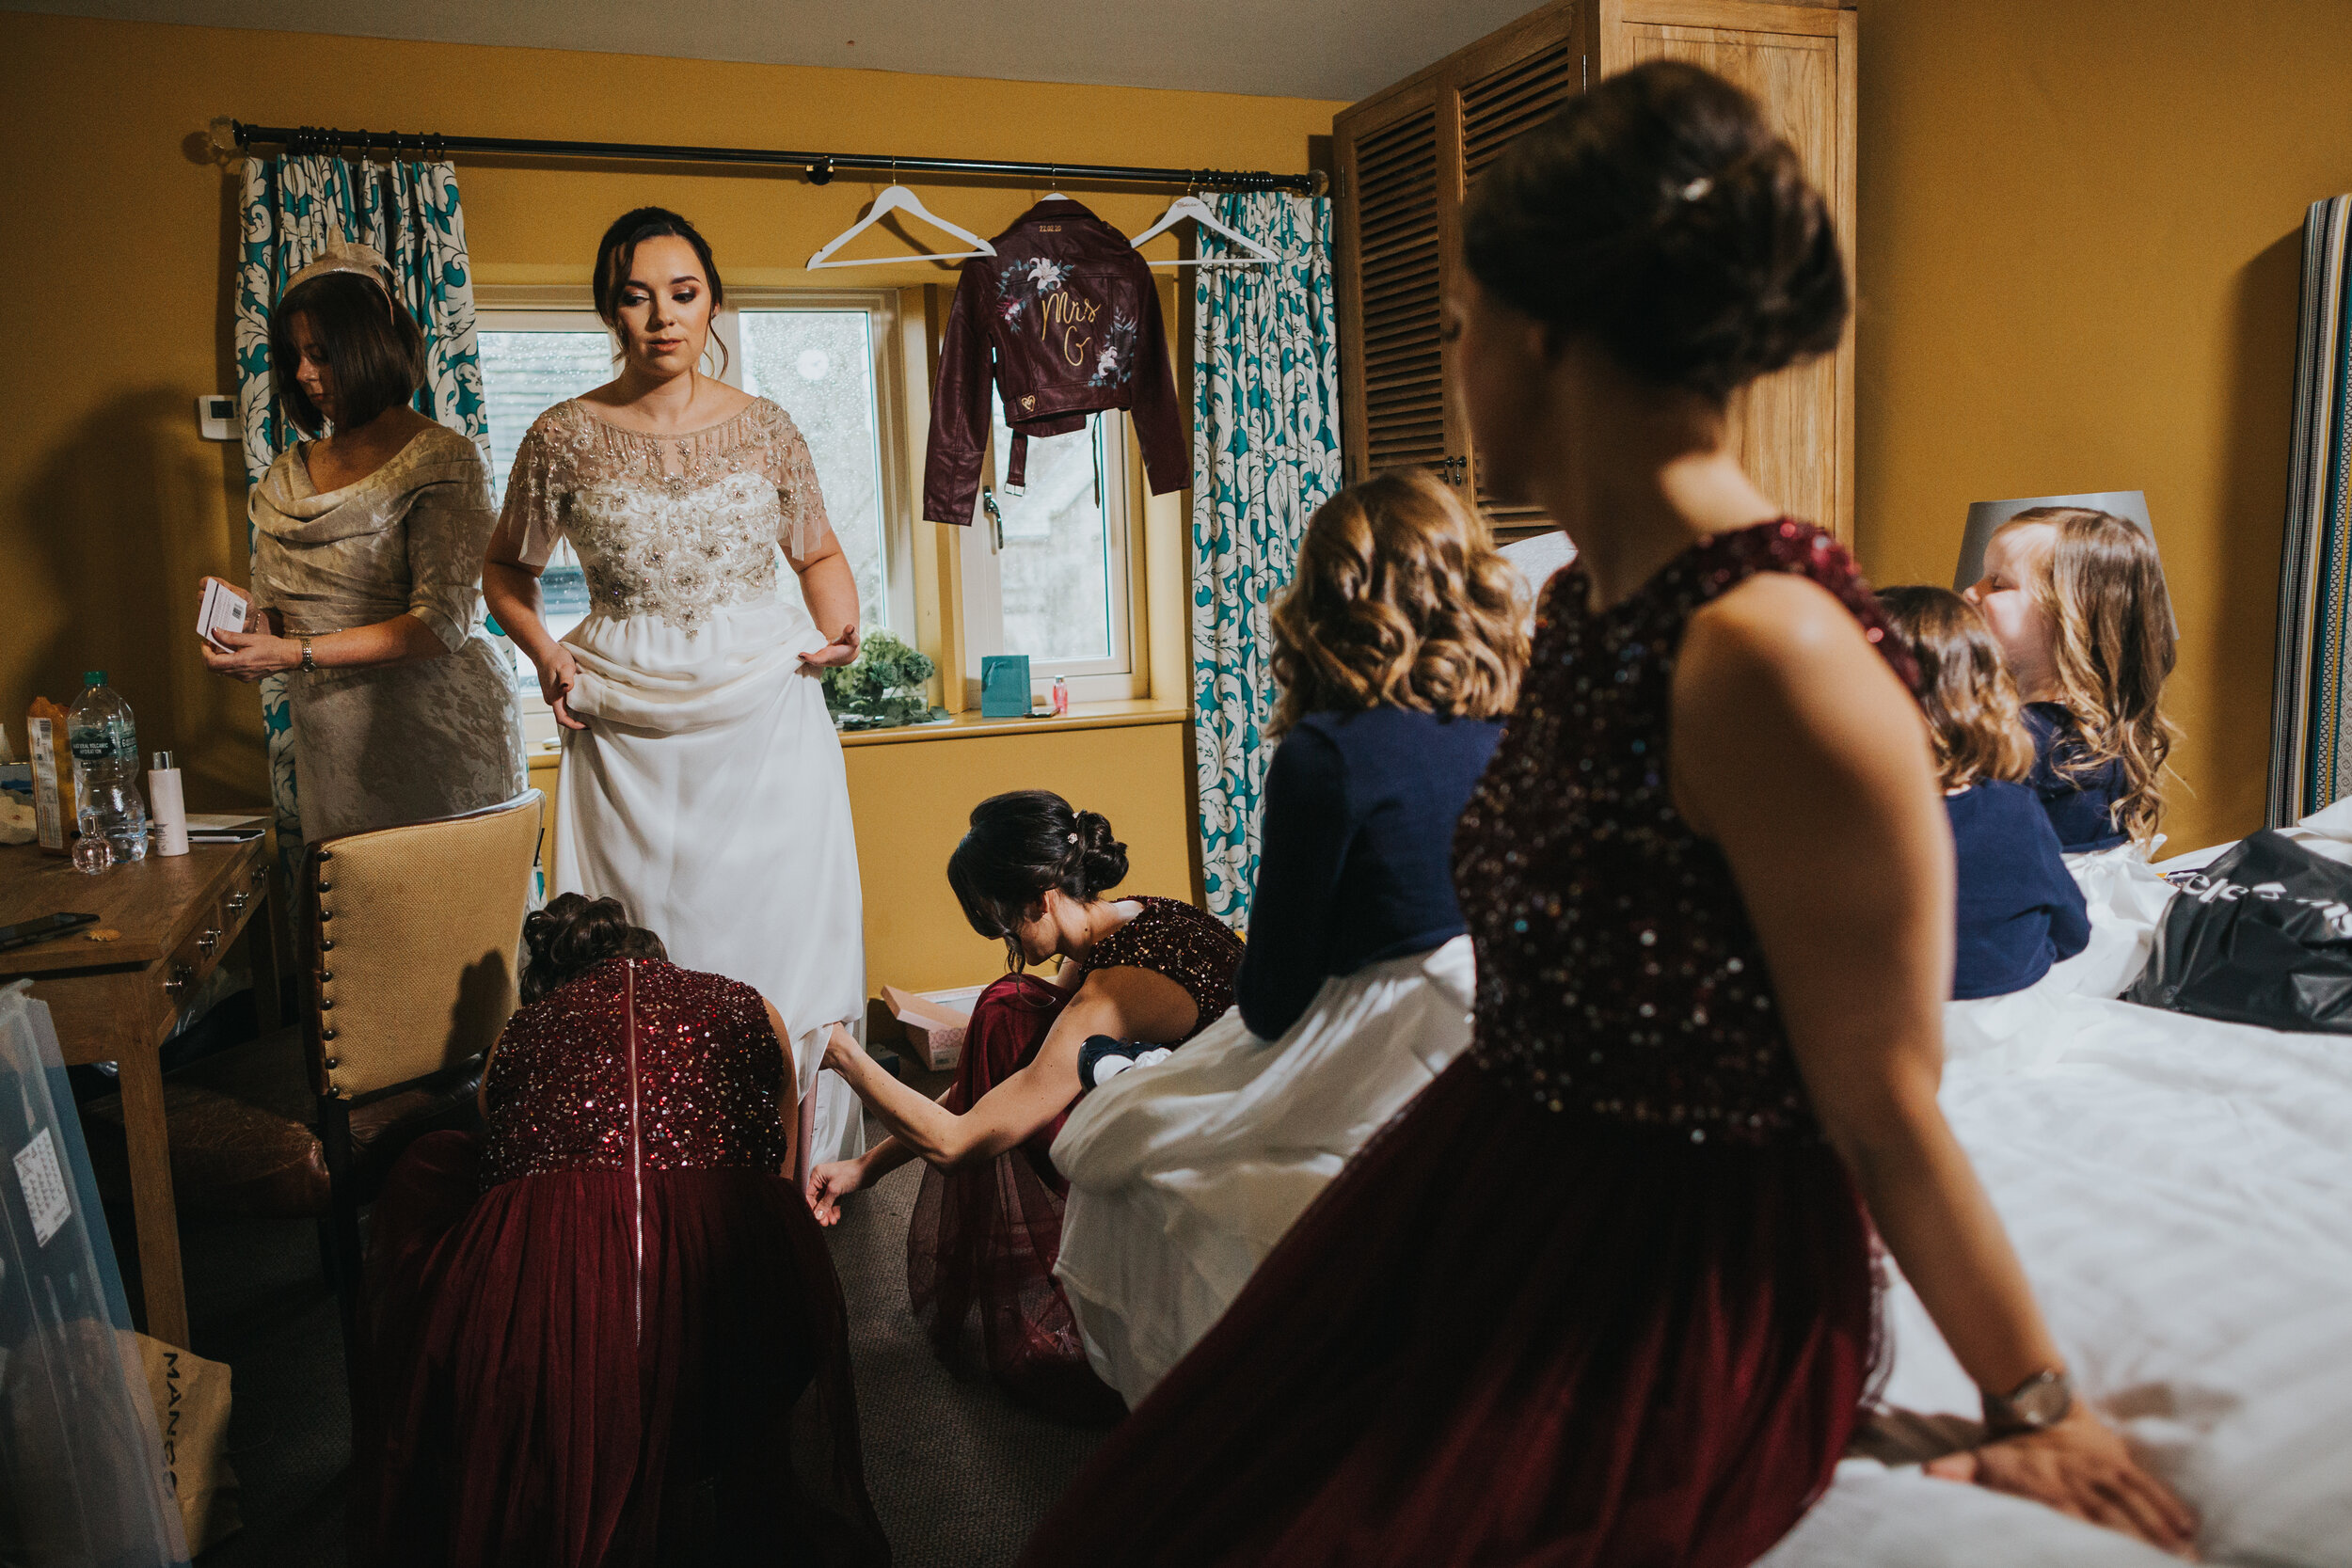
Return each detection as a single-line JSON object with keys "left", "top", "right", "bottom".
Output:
{"left": 845, "top": 721, "right": 1196, "bottom": 992}
{"left": 0, "top": 13, "right": 1328, "bottom": 984}
{"left": 1854, "top": 0, "right": 2352, "bottom": 850}
{"left": 0, "top": 10, "right": 1338, "bottom": 809}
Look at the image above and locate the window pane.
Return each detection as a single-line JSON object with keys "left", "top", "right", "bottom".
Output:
{"left": 992, "top": 394, "right": 1113, "bottom": 663}
{"left": 480, "top": 331, "right": 612, "bottom": 508}
{"left": 739, "top": 311, "right": 890, "bottom": 632}
{"left": 478, "top": 329, "right": 609, "bottom": 640}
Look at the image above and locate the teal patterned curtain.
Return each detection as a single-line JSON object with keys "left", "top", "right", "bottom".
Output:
{"left": 233, "top": 153, "right": 487, "bottom": 848}
{"left": 1190, "top": 192, "right": 1343, "bottom": 927}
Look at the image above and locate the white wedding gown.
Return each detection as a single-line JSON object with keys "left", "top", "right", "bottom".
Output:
{"left": 498, "top": 398, "right": 866, "bottom": 1166}
{"left": 1052, "top": 935, "right": 1477, "bottom": 1404}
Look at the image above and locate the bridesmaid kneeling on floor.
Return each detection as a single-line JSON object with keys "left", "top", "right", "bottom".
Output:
{"left": 354, "top": 894, "right": 887, "bottom": 1568}
{"left": 806, "top": 793, "right": 1244, "bottom": 1421}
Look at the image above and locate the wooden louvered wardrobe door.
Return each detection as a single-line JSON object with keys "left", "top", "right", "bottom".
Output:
{"left": 1602, "top": 0, "right": 1858, "bottom": 539}
{"left": 1335, "top": 86, "right": 1448, "bottom": 483}
{"left": 1456, "top": 16, "right": 1584, "bottom": 536}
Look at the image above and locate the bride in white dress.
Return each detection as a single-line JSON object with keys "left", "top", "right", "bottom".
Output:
{"left": 484, "top": 207, "right": 868, "bottom": 1169}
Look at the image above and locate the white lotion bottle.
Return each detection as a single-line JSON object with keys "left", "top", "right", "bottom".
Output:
{"left": 150, "top": 750, "right": 189, "bottom": 857}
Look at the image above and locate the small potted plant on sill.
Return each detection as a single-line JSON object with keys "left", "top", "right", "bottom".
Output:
{"left": 822, "top": 631, "right": 949, "bottom": 732}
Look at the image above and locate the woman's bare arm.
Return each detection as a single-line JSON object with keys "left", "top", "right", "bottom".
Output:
{"left": 1673, "top": 574, "right": 2196, "bottom": 1553}
{"left": 201, "top": 613, "right": 447, "bottom": 680}
{"left": 483, "top": 539, "right": 585, "bottom": 731}
{"left": 787, "top": 523, "right": 862, "bottom": 668}
{"left": 825, "top": 966, "right": 1196, "bottom": 1174}
{"left": 760, "top": 999, "right": 803, "bottom": 1179}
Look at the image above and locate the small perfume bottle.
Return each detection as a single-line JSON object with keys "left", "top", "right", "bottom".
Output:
{"left": 1050, "top": 674, "right": 1070, "bottom": 717}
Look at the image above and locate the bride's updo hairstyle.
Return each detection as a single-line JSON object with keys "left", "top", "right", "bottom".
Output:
{"left": 520, "top": 893, "right": 669, "bottom": 1005}
{"left": 1463, "top": 59, "right": 1846, "bottom": 402}
{"left": 948, "top": 791, "right": 1129, "bottom": 958}
{"left": 592, "top": 206, "right": 728, "bottom": 373}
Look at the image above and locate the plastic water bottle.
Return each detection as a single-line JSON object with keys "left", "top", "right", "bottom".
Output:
{"left": 68, "top": 671, "right": 147, "bottom": 864}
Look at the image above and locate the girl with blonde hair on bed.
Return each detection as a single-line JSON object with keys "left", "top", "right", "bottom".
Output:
{"left": 1963, "top": 507, "right": 2177, "bottom": 852}
{"left": 1050, "top": 467, "right": 1526, "bottom": 1404}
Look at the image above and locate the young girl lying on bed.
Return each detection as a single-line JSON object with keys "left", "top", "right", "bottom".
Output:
{"left": 1047, "top": 467, "right": 1527, "bottom": 1405}
{"left": 1963, "top": 507, "right": 2176, "bottom": 852}
{"left": 1879, "top": 587, "right": 2090, "bottom": 999}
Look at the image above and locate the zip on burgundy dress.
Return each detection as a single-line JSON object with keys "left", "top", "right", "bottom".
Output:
{"left": 625, "top": 958, "right": 644, "bottom": 1345}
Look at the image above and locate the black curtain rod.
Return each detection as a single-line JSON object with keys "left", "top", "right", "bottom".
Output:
{"left": 225, "top": 119, "right": 1325, "bottom": 196}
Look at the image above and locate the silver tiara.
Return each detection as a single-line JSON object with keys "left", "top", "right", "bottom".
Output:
{"left": 280, "top": 240, "right": 400, "bottom": 315}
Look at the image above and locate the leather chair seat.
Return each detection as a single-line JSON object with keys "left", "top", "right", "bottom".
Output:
{"left": 80, "top": 1023, "right": 483, "bottom": 1220}
{"left": 342, "top": 1061, "right": 485, "bottom": 1206}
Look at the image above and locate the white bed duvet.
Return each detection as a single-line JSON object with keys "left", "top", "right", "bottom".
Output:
{"left": 1056, "top": 813, "right": 2352, "bottom": 1563}
{"left": 1767, "top": 822, "right": 2352, "bottom": 1567}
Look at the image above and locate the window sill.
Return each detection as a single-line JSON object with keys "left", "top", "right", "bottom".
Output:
{"left": 837, "top": 698, "right": 1190, "bottom": 748}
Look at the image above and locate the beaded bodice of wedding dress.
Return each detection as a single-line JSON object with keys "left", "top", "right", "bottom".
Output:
{"left": 502, "top": 399, "right": 826, "bottom": 632}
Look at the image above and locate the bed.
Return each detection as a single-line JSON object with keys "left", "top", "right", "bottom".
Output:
{"left": 1764, "top": 810, "right": 2352, "bottom": 1566}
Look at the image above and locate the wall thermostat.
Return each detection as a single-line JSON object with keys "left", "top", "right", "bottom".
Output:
{"left": 195, "top": 395, "right": 237, "bottom": 442}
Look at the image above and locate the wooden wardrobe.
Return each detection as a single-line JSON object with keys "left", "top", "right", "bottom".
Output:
{"left": 1333, "top": 0, "right": 1858, "bottom": 539}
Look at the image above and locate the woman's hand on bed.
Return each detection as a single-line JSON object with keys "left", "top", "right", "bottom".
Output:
{"left": 806, "top": 1158, "right": 866, "bottom": 1226}
{"left": 1927, "top": 1407, "right": 2199, "bottom": 1556}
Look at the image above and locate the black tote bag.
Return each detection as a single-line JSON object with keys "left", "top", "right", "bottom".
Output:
{"left": 2125, "top": 828, "right": 2352, "bottom": 1032}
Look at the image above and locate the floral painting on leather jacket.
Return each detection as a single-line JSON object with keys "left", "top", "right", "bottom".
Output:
{"left": 923, "top": 198, "right": 1187, "bottom": 525}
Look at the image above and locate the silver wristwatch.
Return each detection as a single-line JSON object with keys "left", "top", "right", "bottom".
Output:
{"left": 299, "top": 636, "right": 317, "bottom": 674}
{"left": 1982, "top": 1367, "right": 2074, "bottom": 1436}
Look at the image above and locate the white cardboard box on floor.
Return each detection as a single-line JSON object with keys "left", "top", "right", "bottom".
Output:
{"left": 882, "top": 984, "right": 987, "bottom": 1071}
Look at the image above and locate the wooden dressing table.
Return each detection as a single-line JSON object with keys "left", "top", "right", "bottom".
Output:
{"left": 0, "top": 837, "right": 278, "bottom": 1346}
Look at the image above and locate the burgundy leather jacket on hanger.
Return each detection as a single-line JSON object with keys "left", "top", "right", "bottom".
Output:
{"left": 922, "top": 198, "right": 1187, "bottom": 526}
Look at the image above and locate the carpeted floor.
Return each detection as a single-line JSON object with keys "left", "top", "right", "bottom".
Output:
{"left": 172, "top": 1100, "right": 1104, "bottom": 1566}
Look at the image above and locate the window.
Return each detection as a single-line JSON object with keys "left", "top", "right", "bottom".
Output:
{"left": 477, "top": 305, "right": 608, "bottom": 646}
{"left": 958, "top": 393, "right": 1143, "bottom": 704}
{"left": 472, "top": 287, "right": 915, "bottom": 738}
{"left": 726, "top": 305, "right": 899, "bottom": 634}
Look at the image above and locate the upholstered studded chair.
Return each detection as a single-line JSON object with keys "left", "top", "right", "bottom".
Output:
{"left": 306, "top": 790, "right": 544, "bottom": 1331}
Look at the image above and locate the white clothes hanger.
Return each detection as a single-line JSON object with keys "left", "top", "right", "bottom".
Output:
{"left": 806, "top": 182, "right": 996, "bottom": 269}
{"left": 1127, "top": 194, "right": 1276, "bottom": 269}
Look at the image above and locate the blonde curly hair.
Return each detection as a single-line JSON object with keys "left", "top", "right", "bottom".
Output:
{"left": 1269, "top": 470, "right": 1528, "bottom": 738}
{"left": 1996, "top": 507, "right": 2178, "bottom": 846}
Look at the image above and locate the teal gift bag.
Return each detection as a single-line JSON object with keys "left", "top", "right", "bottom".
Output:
{"left": 980, "top": 655, "right": 1032, "bottom": 718}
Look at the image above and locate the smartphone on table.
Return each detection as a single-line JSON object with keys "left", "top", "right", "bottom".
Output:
{"left": 0, "top": 911, "right": 99, "bottom": 954}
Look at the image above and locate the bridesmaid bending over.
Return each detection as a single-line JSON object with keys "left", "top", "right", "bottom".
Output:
{"left": 355, "top": 894, "right": 886, "bottom": 1567}
{"left": 808, "top": 792, "right": 1243, "bottom": 1420}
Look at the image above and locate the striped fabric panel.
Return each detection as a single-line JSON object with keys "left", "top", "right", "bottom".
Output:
{"left": 2271, "top": 197, "right": 2352, "bottom": 825}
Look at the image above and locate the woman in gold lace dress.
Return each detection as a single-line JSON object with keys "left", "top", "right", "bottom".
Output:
{"left": 483, "top": 208, "right": 870, "bottom": 1171}
{"left": 211, "top": 242, "right": 524, "bottom": 842}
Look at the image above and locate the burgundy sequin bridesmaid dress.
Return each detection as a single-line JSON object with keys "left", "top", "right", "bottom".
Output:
{"left": 907, "top": 895, "right": 1241, "bottom": 1422}
{"left": 354, "top": 958, "right": 888, "bottom": 1568}
{"left": 1019, "top": 522, "right": 1913, "bottom": 1568}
